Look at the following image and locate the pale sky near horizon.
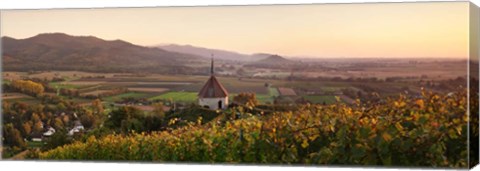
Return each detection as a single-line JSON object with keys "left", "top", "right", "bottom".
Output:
{"left": 0, "top": 2, "right": 470, "bottom": 58}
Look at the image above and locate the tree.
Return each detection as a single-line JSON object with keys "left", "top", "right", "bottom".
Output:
{"left": 2, "top": 101, "right": 11, "bottom": 114}
{"left": 3, "top": 123, "right": 26, "bottom": 149}
{"left": 80, "top": 111, "right": 96, "bottom": 129}
{"left": 31, "top": 113, "right": 41, "bottom": 123}
{"left": 32, "top": 121, "right": 44, "bottom": 133}
{"left": 42, "top": 129, "right": 71, "bottom": 151}
{"left": 32, "top": 104, "right": 45, "bottom": 114}
{"left": 152, "top": 102, "right": 165, "bottom": 119}
{"left": 21, "top": 122, "right": 32, "bottom": 137}
{"left": 56, "top": 103, "right": 67, "bottom": 111}
{"left": 53, "top": 118, "right": 64, "bottom": 130}
{"left": 106, "top": 106, "right": 144, "bottom": 133}
{"left": 14, "top": 102, "right": 28, "bottom": 111}
{"left": 61, "top": 115, "right": 70, "bottom": 126}
{"left": 233, "top": 93, "right": 259, "bottom": 107}
{"left": 92, "top": 99, "right": 104, "bottom": 114}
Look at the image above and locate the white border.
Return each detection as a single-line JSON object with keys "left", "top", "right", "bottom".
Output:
{"left": 0, "top": 0, "right": 479, "bottom": 171}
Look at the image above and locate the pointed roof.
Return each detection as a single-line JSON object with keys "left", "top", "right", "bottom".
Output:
{"left": 198, "top": 75, "right": 229, "bottom": 98}
{"left": 198, "top": 57, "right": 228, "bottom": 98}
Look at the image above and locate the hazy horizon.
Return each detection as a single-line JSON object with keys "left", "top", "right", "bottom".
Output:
{"left": 1, "top": 2, "right": 470, "bottom": 58}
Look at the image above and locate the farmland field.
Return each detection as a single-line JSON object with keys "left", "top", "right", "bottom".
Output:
{"left": 48, "top": 82, "right": 84, "bottom": 89}
{"left": 302, "top": 95, "right": 337, "bottom": 104}
{"left": 81, "top": 90, "right": 113, "bottom": 96}
{"left": 128, "top": 87, "right": 169, "bottom": 93}
{"left": 149, "top": 92, "right": 198, "bottom": 102}
{"left": 103, "top": 92, "right": 151, "bottom": 102}
{"left": 2, "top": 93, "right": 32, "bottom": 100}
{"left": 1, "top": 60, "right": 473, "bottom": 166}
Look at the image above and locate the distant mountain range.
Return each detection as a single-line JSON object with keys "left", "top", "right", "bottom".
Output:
{"left": 2, "top": 33, "right": 205, "bottom": 74}
{"left": 156, "top": 44, "right": 269, "bottom": 61}
{"left": 2, "top": 33, "right": 300, "bottom": 74}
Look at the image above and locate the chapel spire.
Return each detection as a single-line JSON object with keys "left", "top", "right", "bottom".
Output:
{"left": 210, "top": 54, "right": 214, "bottom": 75}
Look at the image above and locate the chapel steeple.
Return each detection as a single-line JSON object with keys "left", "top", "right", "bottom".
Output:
{"left": 210, "top": 54, "right": 214, "bottom": 75}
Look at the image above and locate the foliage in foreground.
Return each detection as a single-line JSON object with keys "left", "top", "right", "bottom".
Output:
{"left": 39, "top": 89, "right": 469, "bottom": 168}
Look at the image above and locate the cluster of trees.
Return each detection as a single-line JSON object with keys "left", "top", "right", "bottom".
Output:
{"left": 3, "top": 123, "right": 27, "bottom": 149}
{"left": 104, "top": 102, "right": 221, "bottom": 134}
{"left": 105, "top": 103, "right": 164, "bottom": 134}
{"left": 1, "top": 85, "right": 106, "bottom": 158}
{"left": 232, "top": 93, "right": 259, "bottom": 107}
{"left": 9, "top": 80, "right": 45, "bottom": 96}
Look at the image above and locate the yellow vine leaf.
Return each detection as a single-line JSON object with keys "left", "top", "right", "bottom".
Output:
{"left": 382, "top": 132, "right": 392, "bottom": 142}
{"left": 301, "top": 140, "right": 309, "bottom": 148}
{"left": 415, "top": 99, "right": 425, "bottom": 109}
{"left": 395, "top": 122, "right": 404, "bottom": 132}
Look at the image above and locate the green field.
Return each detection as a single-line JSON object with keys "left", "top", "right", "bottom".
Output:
{"left": 103, "top": 92, "right": 149, "bottom": 102}
{"left": 27, "top": 141, "right": 44, "bottom": 148}
{"left": 149, "top": 92, "right": 198, "bottom": 103}
{"left": 227, "top": 93, "right": 273, "bottom": 104}
{"left": 302, "top": 95, "right": 337, "bottom": 104}
{"left": 256, "top": 94, "right": 274, "bottom": 104}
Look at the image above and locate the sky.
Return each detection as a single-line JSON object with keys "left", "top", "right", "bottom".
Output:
{"left": 0, "top": 2, "right": 470, "bottom": 58}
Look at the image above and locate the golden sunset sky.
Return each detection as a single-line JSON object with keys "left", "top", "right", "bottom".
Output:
{"left": 0, "top": 2, "right": 470, "bottom": 58}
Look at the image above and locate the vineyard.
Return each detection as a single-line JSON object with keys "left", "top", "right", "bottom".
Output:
{"left": 38, "top": 89, "right": 470, "bottom": 168}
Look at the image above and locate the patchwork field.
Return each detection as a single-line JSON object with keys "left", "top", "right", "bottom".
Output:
{"left": 103, "top": 92, "right": 151, "bottom": 102}
{"left": 302, "top": 95, "right": 337, "bottom": 104}
{"left": 149, "top": 92, "right": 198, "bottom": 103}
{"left": 127, "top": 87, "right": 169, "bottom": 93}
{"left": 81, "top": 90, "right": 113, "bottom": 96}
{"left": 3, "top": 67, "right": 457, "bottom": 109}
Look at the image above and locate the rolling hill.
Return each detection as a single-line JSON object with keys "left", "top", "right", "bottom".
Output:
{"left": 2, "top": 33, "right": 205, "bottom": 74}
{"left": 245, "top": 54, "right": 298, "bottom": 68}
{"left": 255, "top": 55, "right": 293, "bottom": 64}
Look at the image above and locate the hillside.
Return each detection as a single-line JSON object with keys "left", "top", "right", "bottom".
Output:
{"left": 157, "top": 44, "right": 264, "bottom": 61}
{"left": 245, "top": 54, "right": 297, "bottom": 68}
{"left": 256, "top": 55, "right": 292, "bottom": 64}
{"left": 37, "top": 89, "right": 470, "bottom": 167}
{"left": 2, "top": 33, "right": 204, "bottom": 74}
